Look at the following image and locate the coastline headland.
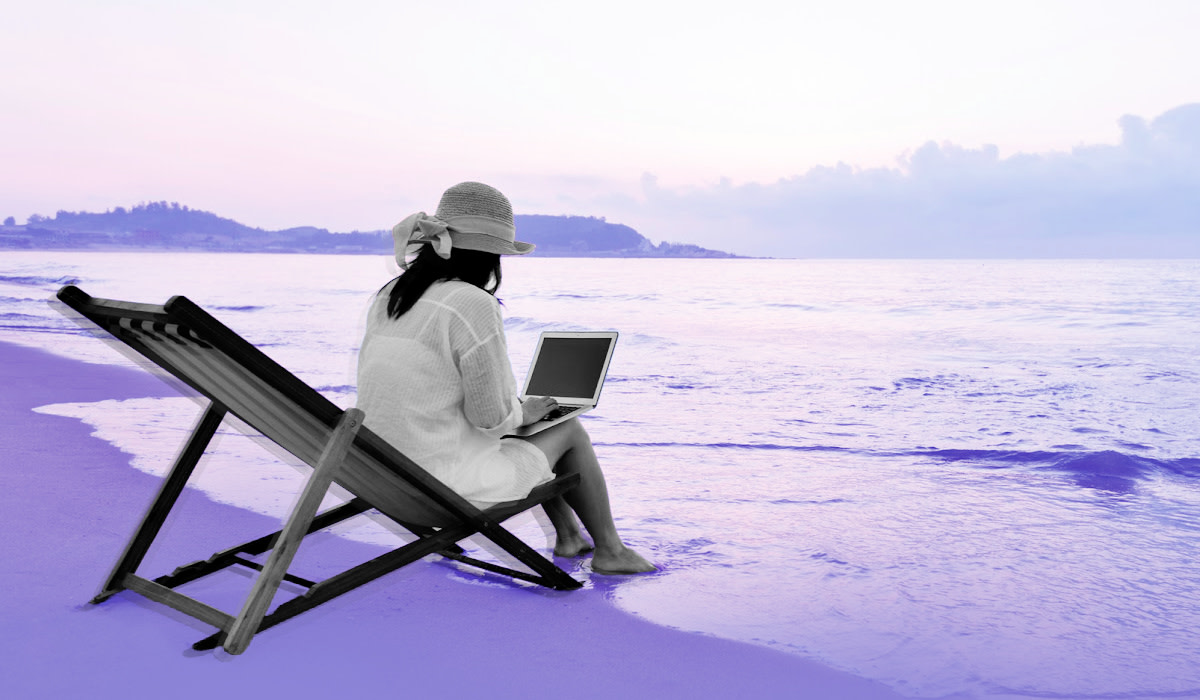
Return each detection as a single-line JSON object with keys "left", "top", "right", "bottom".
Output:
{"left": 0, "top": 202, "right": 740, "bottom": 258}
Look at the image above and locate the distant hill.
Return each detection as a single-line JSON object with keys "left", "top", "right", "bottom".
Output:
{"left": 1, "top": 202, "right": 739, "bottom": 258}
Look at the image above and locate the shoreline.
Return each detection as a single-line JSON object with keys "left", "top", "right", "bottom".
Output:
{"left": 0, "top": 339, "right": 904, "bottom": 699}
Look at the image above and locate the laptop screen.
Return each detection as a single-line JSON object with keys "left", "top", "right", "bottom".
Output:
{"left": 522, "top": 333, "right": 616, "bottom": 403}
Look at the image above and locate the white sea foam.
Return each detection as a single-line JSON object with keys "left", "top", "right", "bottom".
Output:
{"left": 7, "top": 251, "right": 1200, "bottom": 698}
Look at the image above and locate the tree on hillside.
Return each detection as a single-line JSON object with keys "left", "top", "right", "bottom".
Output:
{"left": 3, "top": 216, "right": 14, "bottom": 226}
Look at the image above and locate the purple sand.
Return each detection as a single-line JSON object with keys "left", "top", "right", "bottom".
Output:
{"left": 0, "top": 341, "right": 904, "bottom": 699}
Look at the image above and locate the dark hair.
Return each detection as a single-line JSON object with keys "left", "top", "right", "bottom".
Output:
{"left": 384, "top": 244, "right": 503, "bottom": 319}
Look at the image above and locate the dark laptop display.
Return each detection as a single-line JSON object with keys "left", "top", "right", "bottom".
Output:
{"left": 524, "top": 336, "right": 614, "bottom": 400}
{"left": 507, "top": 331, "right": 618, "bottom": 437}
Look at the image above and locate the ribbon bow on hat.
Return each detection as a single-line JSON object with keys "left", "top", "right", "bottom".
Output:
{"left": 393, "top": 212, "right": 453, "bottom": 269}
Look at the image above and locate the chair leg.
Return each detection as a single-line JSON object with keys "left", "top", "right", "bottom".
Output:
{"left": 222, "top": 408, "right": 364, "bottom": 655}
{"left": 92, "top": 401, "right": 227, "bottom": 604}
{"left": 472, "top": 521, "right": 585, "bottom": 590}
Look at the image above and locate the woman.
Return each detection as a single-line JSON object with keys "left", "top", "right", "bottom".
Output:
{"left": 356, "top": 182, "right": 654, "bottom": 575}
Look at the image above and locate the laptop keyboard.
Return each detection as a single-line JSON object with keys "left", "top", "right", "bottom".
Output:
{"left": 541, "top": 405, "right": 581, "bottom": 421}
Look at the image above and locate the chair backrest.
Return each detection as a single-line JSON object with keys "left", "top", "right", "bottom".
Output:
{"left": 57, "top": 285, "right": 473, "bottom": 527}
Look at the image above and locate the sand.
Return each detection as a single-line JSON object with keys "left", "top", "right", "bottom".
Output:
{"left": 0, "top": 340, "right": 905, "bottom": 699}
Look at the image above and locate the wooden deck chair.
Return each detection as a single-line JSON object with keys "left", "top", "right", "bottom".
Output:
{"left": 56, "top": 285, "right": 582, "bottom": 655}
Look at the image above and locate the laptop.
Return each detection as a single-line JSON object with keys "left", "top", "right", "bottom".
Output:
{"left": 506, "top": 331, "right": 619, "bottom": 437}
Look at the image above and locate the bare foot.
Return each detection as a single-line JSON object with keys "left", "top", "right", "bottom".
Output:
{"left": 592, "top": 545, "right": 656, "bottom": 575}
{"left": 554, "top": 534, "right": 595, "bottom": 558}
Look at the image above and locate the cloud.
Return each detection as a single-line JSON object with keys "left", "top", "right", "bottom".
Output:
{"left": 589, "top": 104, "right": 1200, "bottom": 257}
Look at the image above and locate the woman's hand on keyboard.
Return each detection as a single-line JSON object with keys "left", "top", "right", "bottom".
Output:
{"left": 521, "top": 396, "right": 558, "bottom": 426}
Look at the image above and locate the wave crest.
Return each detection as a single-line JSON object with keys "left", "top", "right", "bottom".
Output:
{"left": 922, "top": 447, "right": 1200, "bottom": 483}
{"left": 0, "top": 274, "right": 81, "bottom": 288}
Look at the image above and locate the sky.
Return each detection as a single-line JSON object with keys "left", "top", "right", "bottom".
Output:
{"left": 3, "top": 0, "right": 1199, "bottom": 257}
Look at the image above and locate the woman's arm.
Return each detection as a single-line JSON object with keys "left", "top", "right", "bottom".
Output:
{"left": 459, "top": 334, "right": 521, "bottom": 434}
{"left": 452, "top": 289, "right": 528, "bottom": 435}
{"left": 451, "top": 285, "right": 559, "bottom": 432}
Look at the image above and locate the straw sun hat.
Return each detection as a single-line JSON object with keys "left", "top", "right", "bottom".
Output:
{"left": 393, "top": 182, "right": 534, "bottom": 269}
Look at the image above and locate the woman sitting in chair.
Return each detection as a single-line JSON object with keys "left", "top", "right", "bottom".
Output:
{"left": 356, "top": 182, "right": 655, "bottom": 575}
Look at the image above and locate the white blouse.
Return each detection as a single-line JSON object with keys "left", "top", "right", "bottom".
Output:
{"left": 355, "top": 279, "right": 552, "bottom": 507}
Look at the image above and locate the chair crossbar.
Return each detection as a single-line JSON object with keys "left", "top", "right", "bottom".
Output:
{"left": 153, "top": 498, "right": 371, "bottom": 590}
{"left": 192, "top": 521, "right": 473, "bottom": 651}
{"left": 122, "top": 574, "right": 236, "bottom": 631}
{"left": 229, "top": 556, "right": 317, "bottom": 589}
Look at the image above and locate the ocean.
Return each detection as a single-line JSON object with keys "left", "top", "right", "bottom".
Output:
{"left": 3, "top": 251, "right": 1199, "bottom": 698}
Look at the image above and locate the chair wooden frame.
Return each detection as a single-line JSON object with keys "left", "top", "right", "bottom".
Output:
{"left": 57, "top": 285, "right": 582, "bottom": 655}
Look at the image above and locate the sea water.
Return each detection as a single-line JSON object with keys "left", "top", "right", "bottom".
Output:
{"left": 3, "top": 251, "right": 1199, "bottom": 698}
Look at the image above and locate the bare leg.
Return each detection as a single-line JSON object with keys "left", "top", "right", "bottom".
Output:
{"left": 541, "top": 496, "right": 593, "bottom": 557}
{"left": 522, "top": 419, "right": 655, "bottom": 574}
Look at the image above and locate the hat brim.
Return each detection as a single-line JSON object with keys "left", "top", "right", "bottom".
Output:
{"left": 450, "top": 230, "right": 535, "bottom": 256}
